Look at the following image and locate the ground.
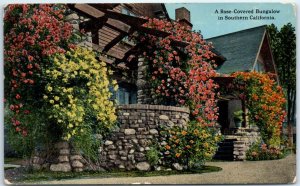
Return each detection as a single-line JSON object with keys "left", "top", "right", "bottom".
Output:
{"left": 5, "top": 153, "right": 296, "bottom": 184}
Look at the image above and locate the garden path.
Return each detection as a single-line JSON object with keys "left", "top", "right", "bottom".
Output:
{"left": 35, "top": 153, "right": 297, "bottom": 184}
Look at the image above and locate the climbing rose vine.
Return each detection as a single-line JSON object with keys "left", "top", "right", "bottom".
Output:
{"left": 137, "top": 18, "right": 221, "bottom": 168}
{"left": 4, "top": 4, "right": 118, "bottom": 157}
{"left": 232, "top": 72, "right": 286, "bottom": 147}
{"left": 4, "top": 4, "right": 74, "bottom": 138}
{"left": 139, "top": 18, "right": 219, "bottom": 126}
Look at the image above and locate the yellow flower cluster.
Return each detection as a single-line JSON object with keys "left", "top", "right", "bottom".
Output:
{"left": 45, "top": 47, "right": 118, "bottom": 140}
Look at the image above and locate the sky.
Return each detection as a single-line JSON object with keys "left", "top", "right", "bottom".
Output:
{"left": 166, "top": 3, "right": 296, "bottom": 39}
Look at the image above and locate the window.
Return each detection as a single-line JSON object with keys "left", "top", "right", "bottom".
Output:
{"left": 121, "top": 7, "right": 136, "bottom": 17}
{"left": 110, "top": 83, "right": 137, "bottom": 105}
{"left": 254, "top": 60, "right": 265, "bottom": 72}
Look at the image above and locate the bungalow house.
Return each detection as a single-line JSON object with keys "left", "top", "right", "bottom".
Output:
{"left": 207, "top": 25, "right": 279, "bottom": 160}
{"left": 207, "top": 25, "right": 278, "bottom": 133}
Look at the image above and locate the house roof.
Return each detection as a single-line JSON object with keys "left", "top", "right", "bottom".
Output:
{"left": 207, "top": 25, "right": 267, "bottom": 74}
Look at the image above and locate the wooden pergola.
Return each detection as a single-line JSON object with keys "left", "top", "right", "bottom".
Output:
{"left": 69, "top": 4, "right": 189, "bottom": 69}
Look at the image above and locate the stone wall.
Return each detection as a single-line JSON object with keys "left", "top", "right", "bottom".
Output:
{"left": 31, "top": 141, "right": 90, "bottom": 172}
{"left": 65, "top": 12, "right": 92, "bottom": 49}
{"left": 231, "top": 127, "right": 261, "bottom": 161}
{"left": 99, "top": 104, "right": 190, "bottom": 170}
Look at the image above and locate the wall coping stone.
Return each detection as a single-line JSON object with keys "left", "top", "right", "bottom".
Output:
{"left": 117, "top": 104, "right": 190, "bottom": 114}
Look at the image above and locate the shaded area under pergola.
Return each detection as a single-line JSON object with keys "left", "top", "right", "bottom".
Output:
{"left": 69, "top": 4, "right": 189, "bottom": 69}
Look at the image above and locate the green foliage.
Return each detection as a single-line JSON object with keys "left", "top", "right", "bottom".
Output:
{"left": 161, "top": 120, "right": 223, "bottom": 169}
{"left": 10, "top": 166, "right": 222, "bottom": 184}
{"left": 233, "top": 110, "right": 243, "bottom": 122}
{"left": 267, "top": 23, "right": 296, "bottom": 135}
{"left": 145, "top": 146, "right": 160, "bottom": 166}
{"left": 246, "top": 141, "right": 286, "bottom": 161}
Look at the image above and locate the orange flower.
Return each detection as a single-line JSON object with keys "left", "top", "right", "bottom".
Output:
{"left": 175, "top": 153, "right": 181, "bottom": 158}
{"left": 165, "top": 145, "right": 171, "bottom": 150}
{"left": 181, "top": 130, "right": 187, "bottom": 136}
{"left": 252, "top": 94, "right": 258, "bottom": 101}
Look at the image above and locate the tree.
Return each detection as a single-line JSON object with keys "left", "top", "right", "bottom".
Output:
{"left": 267, "top": 23, "right": 296, "bottom": 146}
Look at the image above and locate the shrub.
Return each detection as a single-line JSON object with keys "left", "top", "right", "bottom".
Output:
{"left": 160, "top": 120, "right": 222, "bottom": 170}
{"left": 246, "top": 142, "right": 285, "bottom": 161}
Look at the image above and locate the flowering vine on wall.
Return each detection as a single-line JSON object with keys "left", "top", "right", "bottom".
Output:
{"left": 232, "top": 72, "right": 286, "bottom": 147}
{"left": 137, "top": 18, "right": 222, "bottom": 168}
{"left": 4, "top": 4, "right": 118, "bottom": 158}
{"left": 138, "top": 18, "right": 219, "bottom": 127}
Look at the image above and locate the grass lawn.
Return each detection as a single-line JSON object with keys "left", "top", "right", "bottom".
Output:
{"left": 8, "top": 165, "right": 222, "bottom": 184}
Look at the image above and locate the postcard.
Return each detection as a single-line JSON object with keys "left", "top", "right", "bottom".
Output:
{"left": 3, "top": 2, "right": 296, "bottom": 184}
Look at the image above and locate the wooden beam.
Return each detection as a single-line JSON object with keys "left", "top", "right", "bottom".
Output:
{"left": 89, "top": 3, "right": 119, "bottom": 10}
{"left": 103, "top": 32, "right": 128, "bottom": 53}
{"left": 74, "top": 4, "right": 105, "bottom": 18}
{"left": 104, "top": 23, "right": 127, "bottom": 35}
{"left": 170, "top": 40, "right": 189, "bottom": 48}
{"left": 88, "top": 5, "right": 148, "bottom": 26}
{"left": 68, "top": 4, "right": 95, "bottom": 19}
{"left": 97, "top": 55, "right": 115, "bottom": 64}
{"left": 107, "top": 47, "right": 125, "bottom": 59}
{"left": 121, "top": 40, "right": 146, "bottom": 62}
{"left": 106, "top": 18, "right": 131, "bottom": 33}
{"left": 91, "top": 30, "right": 99, "bottom": 44}
{"left": 137, "top": 26, "right": 171, "bottom": 37}
{"left": 93, "top": 43, "right": 124, "bottom": 60}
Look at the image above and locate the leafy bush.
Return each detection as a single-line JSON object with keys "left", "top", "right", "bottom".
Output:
{"left": 246, "top": 142, "right": 285, "bottom": 161}
{"left": 160, "top": 120, "right": 222, "bottom": 170}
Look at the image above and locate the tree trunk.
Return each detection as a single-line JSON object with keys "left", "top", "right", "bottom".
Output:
{"left": 287, "top": 57, "right": 293, "bottom": 147}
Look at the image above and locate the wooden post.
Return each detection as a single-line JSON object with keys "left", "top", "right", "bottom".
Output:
{"left": 242, "top": 99, "right": 246, "bottom": 128}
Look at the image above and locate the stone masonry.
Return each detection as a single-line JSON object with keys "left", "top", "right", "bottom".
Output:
{"left": 99, "top": 104, "right": 190, "bottom": 170}
{"left": 231, "top": 127, "right": 261, "bottom": 161}
{"left": 31, "top": 141, "right": 86, "bottom": 172}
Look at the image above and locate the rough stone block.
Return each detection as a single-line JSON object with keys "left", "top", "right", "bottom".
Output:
{"left": 109, "top": 154, "right": 117, "bottom": 160}
{"left": 72, "top": 160, "right": 84, "bottom": 168}
{"left": 50, "top": 163, "right": 71, "bottom": 172}
{"left": 125, "top": 129, "right": 136, "bottom": 135}
{"left": 119, "top": 151, "right": 127, "bottom": 156}
{"left": 70, "top": 155, "right": 82, "bottom": 161}
{"left": 104, "top": 140, "right": 114, "bottom": 145}
{"left": 55, "top": 141, "right": 69, "bottom": 149}
{"left": 121, "top": 156, "right": 127, "bottom": 160}
{"left": 129, "top": 149, "right": 135, "bottom": 154}
{"left": 149, "top": 129, "right": 158, "bottom": 135}
{"left": 159, "top": 115, "right": 169, "bottom": 120}
{"left": 108, "top": 145, "right": 116, "bottom": 150}
{"left": 172, "top": 163, "right": 183, "bottom": 170}
{"left": 60, "top": 149, "right": 70, "bottom": 155}
{"left": 136, "top": 162, "right": 150, "bottom": 171}
{"left": 74, "top": 168, "right": 83, "bottom": 172}
{"left": 58, "top": 155, "right": 69, "bottom": 162}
